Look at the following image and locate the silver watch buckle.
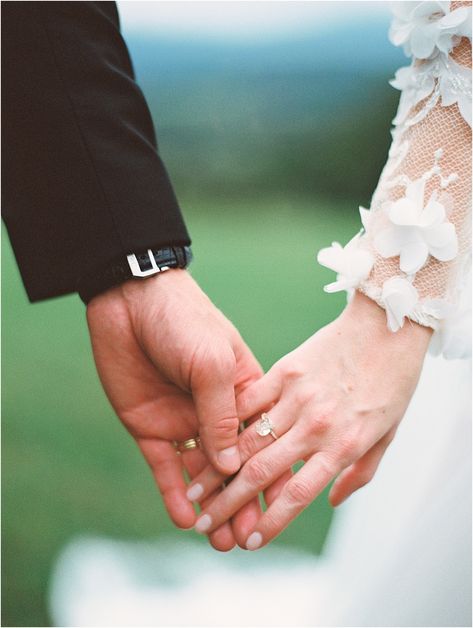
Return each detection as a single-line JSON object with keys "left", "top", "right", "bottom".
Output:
{"left": 127, "top": 250, "right": 161, "bottom": 277}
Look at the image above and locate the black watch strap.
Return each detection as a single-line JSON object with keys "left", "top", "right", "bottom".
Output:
{"left": 78, "top": 245, "right": 193, "bottom": 304}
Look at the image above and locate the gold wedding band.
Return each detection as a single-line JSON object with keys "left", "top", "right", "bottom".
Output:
{"left": 173, "top": 437, "right": 201, "bottom": 454}
{"left": 255, "top": 413, "right": 278, "bottom": 440}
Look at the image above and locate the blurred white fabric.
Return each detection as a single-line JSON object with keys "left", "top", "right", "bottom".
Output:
{"left": 49, "top": 355, "right": 471, "bottom": 627}
{"left": 49, "top": 538, "right": 327, "bottom": 627}
{"left": 319, "top": 354, "right": 472, "bottom": 627}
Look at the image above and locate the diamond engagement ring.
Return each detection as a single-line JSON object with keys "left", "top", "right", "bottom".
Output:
{"left": 255, "top": 413, "right": 278, "bottom": 440}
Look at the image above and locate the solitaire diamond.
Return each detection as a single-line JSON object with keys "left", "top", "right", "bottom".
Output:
{"left": 256, "top": 413, "right": 273, "bottom": 437}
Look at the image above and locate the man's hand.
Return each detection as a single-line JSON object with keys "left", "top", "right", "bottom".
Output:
{"left": 86, "top": 269, "right": 263, "bottom": 549}
{"left": 186, "top": 292, "right": 432, "bottom": 549}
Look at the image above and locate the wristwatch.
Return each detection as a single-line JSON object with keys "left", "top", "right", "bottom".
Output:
{"left": 78, "top": 245, "right": 193, "bottom": 304}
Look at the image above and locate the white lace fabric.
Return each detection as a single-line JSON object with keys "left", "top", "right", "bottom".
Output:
{"left": 318, "top": 1, "right": 472, "bottom": 359}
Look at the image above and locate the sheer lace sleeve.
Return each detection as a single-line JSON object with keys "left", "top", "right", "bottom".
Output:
{"left": 318, "top": 1, "right": 472, "bottom": 359}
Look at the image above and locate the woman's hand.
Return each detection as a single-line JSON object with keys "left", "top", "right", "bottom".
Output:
{"left": 186, "top": 291, "right": 432, "bottom": 550}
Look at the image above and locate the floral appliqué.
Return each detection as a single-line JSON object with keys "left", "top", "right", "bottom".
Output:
{"left": 374, "top": 176, "right": 458, "bottom": 274}
{"left": 316, "top": 2, "right": 470, "bottom": 358}
{"left": 382, "top": 277, "right": 420, "bottom": 332}
{"left": 389, "top": 1, "right": 471, "bottom": 59}
{"left": 317, "top": 233, "right": 374, "bottom": 294}
{"left": 389, "top": 1, "right": 472, "bottom": 127}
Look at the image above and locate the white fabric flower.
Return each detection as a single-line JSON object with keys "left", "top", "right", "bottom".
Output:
{"left": 374, "top": 177, "right": 458, "bottom": 274}
{"left": 317, "top": 234, "right": 374, "bottom": 294}
{"left": 382, "top": 277, "right": 419, "bottom": 332}
{"left": 390, "top": 62, "right": 436, "bottom": 126}
{"left": 438, "top": 56, "right": 472, "bottom": 126}
{"left": 389, "top": 1, "right": 472, "bottom": 59}
{"left": 390, "top": 55, "right": 472, "bottom": 127}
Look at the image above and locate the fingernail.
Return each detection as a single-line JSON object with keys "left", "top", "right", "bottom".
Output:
{"left": 195, "top": 514, "right": 212, "bottom": 533}
{"left": 218, "top": 446, "right": 240, "bottom": 471}
{"left": 186, "top": 483, "right": 203, "bottom": 502}
{"left": 246, "top": 531, "right": 263, "bottom": 551}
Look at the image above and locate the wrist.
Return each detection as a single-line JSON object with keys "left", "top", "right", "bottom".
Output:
{"left": 78, "top": 245, "right": 192, "bottom": 305}
{"left": 341, "top": 290, "right": 432, "bottom": 353}
{"left": 119, "top": 267, "right": 190, "bottom": 303}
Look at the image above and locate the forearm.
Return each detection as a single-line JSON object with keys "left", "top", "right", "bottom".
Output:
{"left": 317, "top": 3, "right": 471, "bottom": 358}
{"left": 2, "top": 1, "right": 190, "bottom": 302}
{"left": 358, "top": 34, "right": 471, "bottom": 329}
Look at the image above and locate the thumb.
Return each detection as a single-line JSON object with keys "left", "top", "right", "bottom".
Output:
{"left": 192, "top": 350, "right": 241, "bottom": 475}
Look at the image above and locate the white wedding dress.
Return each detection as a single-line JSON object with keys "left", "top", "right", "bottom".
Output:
{"left": 50, "top": 3, "right": 472, "bottom": 626}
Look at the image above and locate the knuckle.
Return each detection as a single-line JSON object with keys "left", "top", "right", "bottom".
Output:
{"left": 279, "top": 359, "right": 304, "bottom": 382}
{"left": 211, "top": 416, "right": 240, "bottom": 436}
{"left": 307, "top": 412, "right": 331, "bottom": 435}
{"left": 193, "top": 345, "right": 236, "bottom": 381}
{"left": 336, "top": 433, "right": 360, "bottom": 463}
{"left": 119, "top": 410, "right": 137, "bottom": 434}
{"left": 237, "top": 389, "right": 254, "bottom": 417}
{"left": 284, "top": 478, "right": 314, "bottom": 507}
{"left": 317, "top": 454, "right": 337, "bottom": 479}
{"left": 243, "top": 458, "right": 270, "bottom": 488}
{"left": 210, "top": 348, "right": 236, "bottom": 375}
{"left": 292, "top": 384, "right": 315, "bottom": 407}
{"left": 238, "top": 430, "right": 258, "bottom": 463}
{"left": 341, "top": 436, "right": 358, "bottom": 456}
{"left": 259, "top": 508, "right": 280, "bottom": 532}
{"left": 356, "top": 467, "right": 375, "bottom": 488}
{"left": 220, "top": 353, "right": 237, "bottom": 378}
{"left": 120, "top": 411, "right": 152, "bottom": 439}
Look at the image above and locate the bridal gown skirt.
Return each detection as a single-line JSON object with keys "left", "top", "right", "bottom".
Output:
{"left": 50, "top": 354, "right": 472, "bottom": 627}
{"left": 317, "top": 354, "right": 472, "bottom": 627}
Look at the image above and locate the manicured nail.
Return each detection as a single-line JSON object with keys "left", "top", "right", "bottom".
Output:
{"left": 186, "top": 483, "right": 204, "bottom": 502}
{"left": 195, "top": 514, "right": 212, "bottom": 533}
{"left": 217, "top": 446, "right": 240, "bottom": 471}
{"left": 246, "top": 531, "right": 263, "bottom": 551}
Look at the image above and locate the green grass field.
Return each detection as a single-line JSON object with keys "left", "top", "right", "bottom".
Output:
{"left": 2, "top": 196, "right": 360, "bottom": 627}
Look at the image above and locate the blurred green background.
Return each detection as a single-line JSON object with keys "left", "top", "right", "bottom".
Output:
{"left": 2, "top": 4, "right": 403, "bottom": 626}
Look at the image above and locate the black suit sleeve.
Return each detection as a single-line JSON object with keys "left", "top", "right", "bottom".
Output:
{"left": 1, "top": 1, "right": 191, "bottom": 302}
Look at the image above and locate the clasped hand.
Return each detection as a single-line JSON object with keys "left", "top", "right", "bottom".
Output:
{"left": 87, "top": 270, "right": 430, "bottom": 552}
